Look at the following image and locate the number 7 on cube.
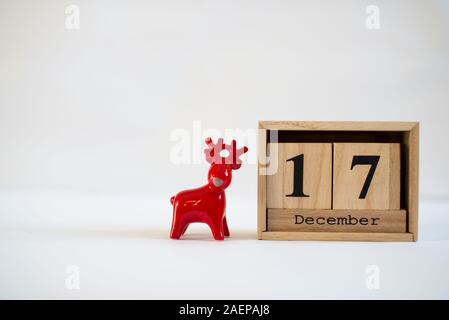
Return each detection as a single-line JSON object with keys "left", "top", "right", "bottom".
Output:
{"left": 333, "top": 143, "right": 400, "bottom": 210}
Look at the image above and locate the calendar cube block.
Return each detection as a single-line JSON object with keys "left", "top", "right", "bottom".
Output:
{"left": 267, "top": 143, "right": 332, "bottom": 209}
{"left": 333, "top": 143, "right": 400, "bottom": 210}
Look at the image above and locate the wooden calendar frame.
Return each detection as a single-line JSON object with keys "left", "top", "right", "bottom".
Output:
{"left": 257, "top": 121, "right": 419, "bottom": 241}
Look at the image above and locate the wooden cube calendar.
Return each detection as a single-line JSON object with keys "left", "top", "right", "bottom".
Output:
{"left": 258, "top": 121, "right": 419, "bottom": 242}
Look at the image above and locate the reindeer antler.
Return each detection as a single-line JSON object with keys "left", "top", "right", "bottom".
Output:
{"left": 204, "top": 137, "right": 248, "bottom": 169}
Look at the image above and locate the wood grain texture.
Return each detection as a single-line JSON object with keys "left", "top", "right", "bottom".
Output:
{"left": 333, "top": 143, "right": 400, "bottom": 210}
{"left": 257, "top": 127, "right": 267, "bottom": 239}
{"left": 267, "top": 209, "right": 406, "bottom": 233}
{"left": 403, "top": 123, "right": 419, "bottom": 241}
{"left": 260, "top": 231, "right": 414, "bottom": 242}
{"left": 267, "top": 143, "right": 332, "bottom": 209}
{"left": 259, "top": 121, "right": 418, "bottom": 131}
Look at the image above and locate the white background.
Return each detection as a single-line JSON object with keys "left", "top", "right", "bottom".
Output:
{"left": 1, "top": 0, "right": 449, "bottom": 299}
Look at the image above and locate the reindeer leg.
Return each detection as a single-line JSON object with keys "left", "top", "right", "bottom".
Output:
{"left": 170, "top": 221, "right": 186, "bottom": 239}
{"left": 223, "top": 216, "right": 230, "bottom": 237}
{"left": 170, "top": 210, "right": 187, "bottom": 239}
{"left": 181, "top": 223, "right": 190, "bottom": 236}
{"left": 208, "top": 219, "right": 225, "bottom": 241}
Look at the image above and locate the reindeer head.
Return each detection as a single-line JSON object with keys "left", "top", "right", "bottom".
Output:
{"left": 204, "top": 137, "right": 248, "bottom": 192}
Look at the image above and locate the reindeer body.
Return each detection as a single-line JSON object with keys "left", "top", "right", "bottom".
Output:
{"left": 170, "top": 184, "right": 228, "bottom": 240}
{"left": 169, "top": 138, "right": 247, "bottom": 240}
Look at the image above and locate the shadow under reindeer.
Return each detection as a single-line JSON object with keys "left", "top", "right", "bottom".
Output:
{"left": 18, "top": 225, "right": 256, "bottom": 241}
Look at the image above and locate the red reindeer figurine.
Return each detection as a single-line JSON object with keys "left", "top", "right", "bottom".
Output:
{"left": 170, "top": 137, "right": 248, "bottom": 240}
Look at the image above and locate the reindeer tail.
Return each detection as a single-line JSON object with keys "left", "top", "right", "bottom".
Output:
{"left": 170, "top": 196, "right": 175, "bottom": 205}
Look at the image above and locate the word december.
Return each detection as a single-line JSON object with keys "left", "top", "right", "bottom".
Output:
{"left": 295, "top": 214, "right": 380, "bottom": 226}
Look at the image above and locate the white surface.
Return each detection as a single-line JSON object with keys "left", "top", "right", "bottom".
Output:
{"left": 0, "top": 192, "right": 448, "bottom": 299}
